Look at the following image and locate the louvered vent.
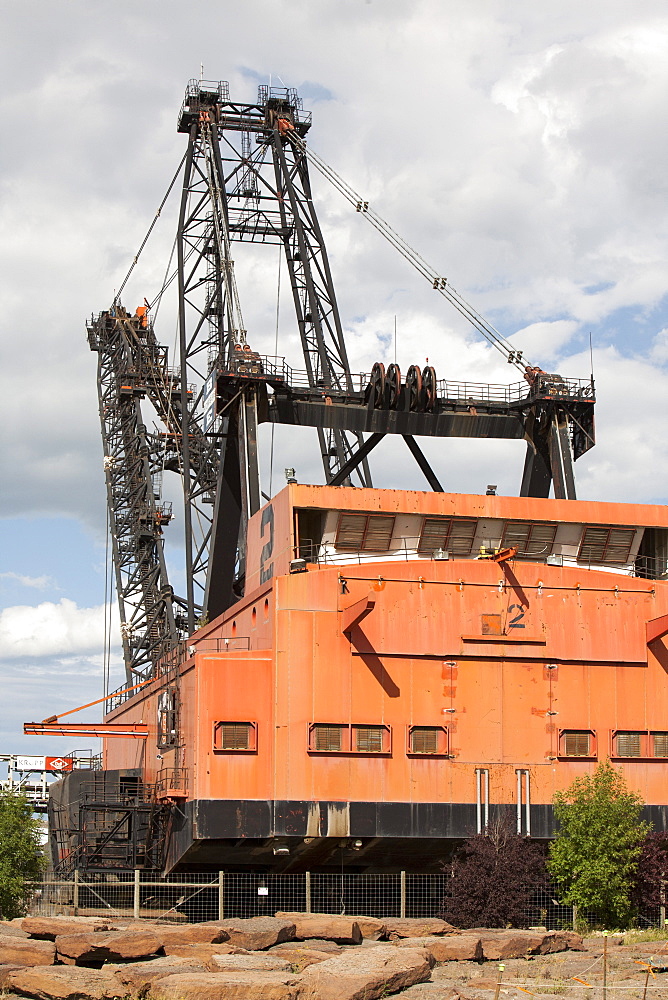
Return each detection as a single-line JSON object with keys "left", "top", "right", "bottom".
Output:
{"left": 335, "top": 514, "right": 367, "bottom": 549}
{"left": 653, "top": 733, "right": 668, "bottom": 757}
{"left": 502, "top": 521, "right": 557, "bottom": 558}
{"left": 313, "top": 725, "right": 343, "bottom": 751}
{"left": 355, "top": 726, "right": 385, "bottom": 752}
{"left": 218, "top": 723, "right": 251, "bottom": 750}
{"left": 362, "top": 515, "right": 395, "bottom": 551}
{"left": 335, "top": 513, "right": 395, "bottom": 551}
{"left": 580, "top": 526, "right": 636, "bottom": 564}
{"left": 448, "top": 519, "right": 477, "bottom": 555}
{"left": 615, "top": 732, "right": 642, "bottom": 757}
{"left": 410, "top": 727, "right": 441, "bottom": 753}
{"left": 418, "top": 518, "right": 450, "bottom": 554}
{"left": 563, "top": 732, "right": 591, "bottom": 757}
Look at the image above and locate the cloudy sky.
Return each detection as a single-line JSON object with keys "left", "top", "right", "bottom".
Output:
{"left": 1, "top": 0, "right": 667, "bottom": 763}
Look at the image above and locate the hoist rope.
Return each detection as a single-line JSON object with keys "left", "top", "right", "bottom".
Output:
{"left": 269, "top": 244, "right": 282, "bottom": 496}
{"left": 112, "top": 152, "right": 187, "bottom": 309}
{"left": 286, "top": 132, "right": 532, "bottom": 373}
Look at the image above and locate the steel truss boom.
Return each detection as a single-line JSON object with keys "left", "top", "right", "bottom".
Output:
{"left": 87, "top": 308, "right": 183, "bottom": 683}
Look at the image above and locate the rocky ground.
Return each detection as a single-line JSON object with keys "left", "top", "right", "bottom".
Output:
{"left": 0, "top": 912, "right": 663, "bottom": 999}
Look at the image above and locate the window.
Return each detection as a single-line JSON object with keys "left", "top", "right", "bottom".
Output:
{"left": 613, "top": 731, "right": 643, "bottom": 757}
{"left": 502, "top": 521, "right": 557, "bottom": 559}
{"left": 213, "top": 721, "right": 257, "bottom": 752}
{"left": 418, "top": 518, "right": 477, "bottom": 556}
{"left": 157, "top": 690, "right": 178, "bottom": 749}
{"left": 407, "top": 725, "right": 448, "bottom": 755}
{"left": 579, "top": 526, "right": 636, "bottom": 565}
{"left": 335, "top": 513, "right": 395, "bottom": 551}
{"left": 309, "top": 723, "right": 391, "bottom": 754}
{"left": 653, "top": 733, "right": 668, "bottom": 758}
{"left": 559, "top": 730, "right": 596, "bottom": 758}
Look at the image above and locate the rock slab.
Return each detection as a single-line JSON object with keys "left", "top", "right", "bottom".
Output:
{"left": 274, "top": 912, "right": 362, "bottom": 945}
{"left": 55, "top": 929, "right": 162, "bottom": 963}
{"left": 22, "top": 917, "right": 116, "bottom": 940}
{"left": 7, "top": 965, "right": 131, "bottom": 999}
{"left": 384, "top": 918, "right": 454, "bottom": 940}
{"left": 149, "top": 970, "right": 298, "bottom": 1000}
{"left": 210, "top": 917, "right": 295, "bottom": 951}
{"left": 0, "top": 936, "right": 56, "bottom": 966}
{"left": 206, "top": 952, "right": 293, "bottom": 972}
{"left": 393, "top": 934, "right": 483, "bottom": 962}
{"left": 110, "top": 956, "right": 208, "bottom": 991}
{"left": 294, "top": 943, "right": 432, "bottom": 1000}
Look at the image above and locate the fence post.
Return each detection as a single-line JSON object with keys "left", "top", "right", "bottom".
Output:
{"left": 218, "top": 871, "right": 225, "bottom": 921}
{"left": 660, "top": 904, "right": 666, "bottom": 928}
{"left": 400, "top": 871, "right": 406, "bottom": 919}
{"left": 572, "top": 904, "right": 577, "bottom": 930}
{"left": 133, "top": 869, "right": 140, "bottom": 920}
{"left": 305, "top": 872, "right": 312, "bottom": 914}
{"left": 73, "top": 870, "right": 79, "bottom": 916}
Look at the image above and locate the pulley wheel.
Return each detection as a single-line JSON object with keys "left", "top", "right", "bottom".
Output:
{"left": 386, "top": 363, "right": 402, "bottom": 410}
{"left": 423, "top": 365, "right": 437, "bottom": 412}
{"left": 406, "top": 365, "right": 423, "bottom": 411}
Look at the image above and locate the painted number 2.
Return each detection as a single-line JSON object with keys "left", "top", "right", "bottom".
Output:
{"left": 507, "top": 603, "right": 526, "bottom": 628}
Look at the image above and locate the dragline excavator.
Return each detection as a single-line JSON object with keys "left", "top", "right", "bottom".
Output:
{"left": 25, "top": 82, "right": 601, "bottom": 880}
{"left": 81, "top": 80, "right": 596, "bottom": 694}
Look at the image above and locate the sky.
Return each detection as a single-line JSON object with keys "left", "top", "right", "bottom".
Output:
{"left": 1, "top": 0, "right": 667, "bottom": 762}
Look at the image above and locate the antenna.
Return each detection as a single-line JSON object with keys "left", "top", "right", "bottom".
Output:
{"left": 589, "top": 331, "right": 594, "bottom": 381}
{"left": 200, "top": 63, "right": 204, "bottom": 82}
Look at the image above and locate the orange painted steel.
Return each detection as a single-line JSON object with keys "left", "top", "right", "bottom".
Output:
{"left": 103, "top": 484, "right": 668, "bottom": 836}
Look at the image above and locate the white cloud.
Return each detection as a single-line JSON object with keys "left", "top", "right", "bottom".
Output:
{"left": 0, "top": 599, "right": 119, "bottom": 660}
{"left": 0, "top": 572, "right": 53, "bottom": 591}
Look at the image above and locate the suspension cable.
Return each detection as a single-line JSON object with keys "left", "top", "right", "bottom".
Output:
{"left": 287, "top": 132, "right": 532, "bottom": 374}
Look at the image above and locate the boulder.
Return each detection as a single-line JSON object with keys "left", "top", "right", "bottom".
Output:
{"left": 149, "top": 970, "right": 298, "bottom": 1000}
{"left": 163, "top": 942, "right": 250, "bottom": 960}
{"left": 22, "top": 917, "right": 116, "bottom": 940}
{"left": 274, "top": 913, "right": 362, "bottom": 945}
{"left": 393, "top": 934, "right": 483, "bottom": 963}
{"left": 110, "top": 956, "right": 208, "bottom": 991}
{"left": 211, "top": 917, "right": 295, "bottom": 951}
{"left": 0, "top": 963, "right": 25, "bottom": 988}
{"left": 479, "top": 931, "right": 545, "bottom": 960}
{"left": 131, "top": 921, "right": 230, "bottom": 945}
{"left": 383, "top": 918, "right": 454, "bottom": 940}
{"left": 0, "top": 937, "right": 56, "bottom": 966}
{"left": 293, "top": 943, "right": 432, "bottom": 1000}
{"left": 264, "top": 947, "right": 335, "bottom": 971}
{"left": 206, "top": 953, "right": 292, "bottom": 972}
{"left": 541, "top": 930, "right": 586, "bottom": 953}
{"left": 392, "top": 986, "right": 460, "bottom": 1000}
{"left": 0, "top": 921, "right": 29, "bottom": 938}
{"left": 347, "top": 915, "right": 386, "bottom": 940}
{"left": 55, "top": 929, "right": 162, "bottom": 963}
{"left": 7, "top": 965, "right": 131, "bottom": 999}
{"left": 271, "top": 939, "right": 342, "bottom": 955}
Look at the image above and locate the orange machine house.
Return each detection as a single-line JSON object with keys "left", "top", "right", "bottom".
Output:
{"left": 100, "top": 484, "right": 668, "bottom": 871}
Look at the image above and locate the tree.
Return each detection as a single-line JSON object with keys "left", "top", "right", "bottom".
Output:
{"left": 548, "top": 760, "right": 648, "bottom": 928}
{"left": 439, "top": 816, "right": 548, "bottom": 928}
{"left": 0, "top": 791, "right": 46, "bottom": 918}
{"left": 631, "top": 832, "right": 668, "bottom": 916}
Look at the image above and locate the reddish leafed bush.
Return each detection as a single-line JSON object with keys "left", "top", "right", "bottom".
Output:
{"left": 439, "top": 817, "right": 548, "bottom": 929}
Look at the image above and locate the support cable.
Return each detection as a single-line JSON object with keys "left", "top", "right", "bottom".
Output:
{"left": 287, "top": 134, "right": 532, "bottom": 373}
